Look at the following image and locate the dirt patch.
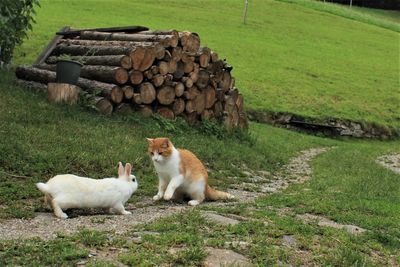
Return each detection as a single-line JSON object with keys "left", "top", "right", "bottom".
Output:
{"left": 376, "top": 153, "right": 400, "bottom": 174}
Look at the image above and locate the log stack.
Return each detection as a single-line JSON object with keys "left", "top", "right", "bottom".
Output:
{"left": 16, "top": 27, "right": 248, "bottom": 129}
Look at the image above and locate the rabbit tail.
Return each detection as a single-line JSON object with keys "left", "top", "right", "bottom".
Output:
{"left": 36, "top": 182, "right": 50, "bottom": 194}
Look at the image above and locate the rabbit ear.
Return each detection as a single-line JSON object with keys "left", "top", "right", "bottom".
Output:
{"left": 118, "top": 162, "right": 124, "bottom": 177}
{"left": 125, "top": 163, "right": 132, "bottom": 176}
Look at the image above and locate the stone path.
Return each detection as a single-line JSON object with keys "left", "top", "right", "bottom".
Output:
{"left": 376, "top": 153, "right": 400, "bottom": 174}
{"left": 0, "top": 147, "right": 337, "bottom": 266}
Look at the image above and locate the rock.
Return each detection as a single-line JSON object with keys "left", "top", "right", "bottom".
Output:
{"left": 201, "top": 211, "right": 240, "bottom": 225}
{"left": 224, "top": 240, "right": 249, "bottom": 250}
{"left": 282, "top": 235, "right": 297, "bottom": 248}
{"left": 203, "top": 248, "right": 251, "bottom": 267}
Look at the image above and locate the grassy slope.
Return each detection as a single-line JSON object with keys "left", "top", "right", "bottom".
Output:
{"left": 14, "top": 0, "right": 400, "bottom": 128}
{"left": 0, "top": 71, "right": 399, "bottom": 265}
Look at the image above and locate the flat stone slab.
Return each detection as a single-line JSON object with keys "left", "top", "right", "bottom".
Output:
{"left": 297, "top": 213, "right": 366, "bottom": 235}
{"left": 201, "top": 211, "right": 240, "bottom": 225}
{"left": 376, "top": 153, "right": 400, "bottom": 174}
{"left": 203, "top": 248, "right": 251, "bottom": 267}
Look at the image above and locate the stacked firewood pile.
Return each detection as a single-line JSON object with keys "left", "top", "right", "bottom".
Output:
{"left": 16, "top": 27, "right": 248, "bottom": 129}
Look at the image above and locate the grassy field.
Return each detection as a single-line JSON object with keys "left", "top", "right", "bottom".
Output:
{"left": 13, "top": 0, "right": 400, "bottom": 128}
{"left": 0, "top": 72, "right": 399, "bottom": 265}
{"left": 1, "top": 0, "right": 399, "bottom": 265}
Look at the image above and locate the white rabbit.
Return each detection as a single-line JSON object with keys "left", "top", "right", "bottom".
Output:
{"left": 36, "top": 162, "right": 138, "bottom": 219}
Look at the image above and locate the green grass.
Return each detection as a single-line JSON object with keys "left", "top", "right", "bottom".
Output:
{"left": 13, "top": 0, "right": 400, "bottom": 128}
{"left": 0, "top": 0, "right": 399, "bottom": 265}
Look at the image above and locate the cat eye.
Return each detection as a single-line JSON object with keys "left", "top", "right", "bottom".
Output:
{"left": 150, "top": 152, "right": 154, "bottom": 156}
{"left": 159, "top": 152, "right": 163, "bottom": 155}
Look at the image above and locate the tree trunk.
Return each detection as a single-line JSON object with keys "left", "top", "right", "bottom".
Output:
{"left": 157, "top": 106, "right": 175, "bottom": 119}
{"left": 139, "top": 82, "right": 156, "bottom": 104}
{"left": 80, "top": 65, "right": 129, "bottom": 84}
{"left": 110, "top": 86, "right": 124, "bottom": 104}
{"left": 47, "top": 83, "right": 80, "bottom": 104}
{"left": 79, "top": 31, "right": 178, "bottom": 47}
{"left": 53, "top": 44, "right": 132, "bottom": 56}
{"left": 196, "top": 69, "right": 210, "bottom": 89}
{"left": 129, "top": 70, "right": 144, "bottom": 85}
{"left": 47, "top": 55, "right": 132, "bottom": 69}
{"left": 157, "top": 85, "right": 175, "bottom": 105}
{"left": 122, "top": 85, "right": 134, "bottom": 99}
{"left": 172, "top": 98, "right": 185, "bottom": 115}
{"left": 130, "top": 46, "right": 155, "bottom": 71}
{"left": 179, "top": 31, "right": 200, "bottom": 53}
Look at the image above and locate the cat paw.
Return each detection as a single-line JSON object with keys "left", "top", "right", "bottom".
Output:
{"left": 122, "top": 210, "right": 132, "bottom": 215}
{"left": 163, "top": 193, "right": 173, "bottom": 201}
{"left": 188, "top": 200, "right": 200, "bottom": 206}
{"left": 56, "top": 213, "right": 68, "bottom": 219}
{"left": 153, "top": 194, "right": 162, "bottom": 201}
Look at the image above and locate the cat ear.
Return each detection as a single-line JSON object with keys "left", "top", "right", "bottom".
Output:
{"left": 125, "top": 163, "right": 132, "bottom": 176}
{"left": 118, "top": 162, "right": 124, "bottom": 177}
{"left": 146, "top": 138, "right": 154, "bottom": 145}
{"left": 161, "top": 138, "right": 169, "bottom": 148}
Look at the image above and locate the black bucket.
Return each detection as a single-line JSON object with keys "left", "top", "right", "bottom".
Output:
{"left": 56, "top": 60, "right": 82, "bottom": 85}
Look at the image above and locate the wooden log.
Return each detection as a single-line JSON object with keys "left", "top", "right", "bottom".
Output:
{"left": 152, "top": 74, "right": 165, "bottom": 87}
{"left": 110, "top": 87, "right": 124, "bottom": 104}
{"left": 163, "top": 50, "right": 172, "bottom": 61}
{"left": 129, "top": 70, "right": 144, "bottom": 85}
{"left": 79, "top": 31, "right": 178, "bottom": 47}
{"left": 219, "top": 70, "right": 232, "bottom": 92}
{"left": 182, "top": 76, "right": 193, "bottom": 88}
{"left": 171, "top": 46, "right": 182, "bottom": 61}
{"left": 157, "top": 86, "right": 175, "bottom": 105}
{"left": 16, "top": 79, "right": 47, "bottom": 92}
{"left": 122, "top": 85, "right": 134, "bottom": 99}
{"left": 139, "top": 82, "right": 156, "bottom": 104}
{"left": 144, "top": 70, "right": 153, "bottom": 80}
{"left": 198, "top": 47, "right": 211, "bottom": 68}
{"left": 130, "top": 46, "right": 155, "bottom": 71}
{"left": 154, "top": 45, "right": 166, "bottom": 60}
{"left": 115, "top": 103, "right": 133, "bottom": 115}
{"left": 173, "top": 61, "right": 185, "bottom": 79}
{"left": 238, "top": 111, "right": 248, "bottom": 129}
{"left": 59, "top": 39, "right": 155, "bottom": 48}
{"left": 208, "top": 60, "right": 224, "bottom": 82}
{"left": 181, "top": 52, "right": 195, "bottom": 63}
{"left": 210, "top": 51, "right": 219, "bottom": 63}
{"left": 183, "top": 61, "right": 194, "bottom": 73}
{"left": 138, "top": 29, "right": 179, "bottom": 39}
{"left": 236, "top": 94, "right": 244, "bottom": 110}
{"left": 189, "top": 71, "right": 198, "bottom": 83}
{"left": 158, "top": 61, "right": 169, "bottom": 75}
{"left": 182, "top": 112, "right": 198, "bottom": 125}
{"left": 194, "top": 91, "right": 206, "bottom": 115}
{"left": 168, "top": 60, "right": 177, "bottom": 74}
{"left": 215, "top": 88, "right": 225, "bottom": 101}
{"left": 157, "top": 106, "right": 175, "bottom": 120}
{"left": 183, "top": 86, "right": 200, "bottom": 100}
{"left": 224, "top": 95, "right": 236, "bottom": 113}
{"left": 185, "top": 100, "right": 196, "bottom": 113}
{"left": 52, "top": 44, "right": 131, "bottom": 56}
{"left": 196, "top": 70, "right": 210, "bottom": 89}
{"left": 201, "top": 109, "right": 214, "bottom": 120}
{"left": 133, "top": 93, "right": 142, "bottom": 104}
{"left": 47, "top": 83, "right": 81, "bottom": 104}
{"left": 227, "top": 88, "right": 239, "bottom": 104}
{"left": 174, "top": 82, "right": 185, "bottom": 97}
{"left": 150, "top": 65, "right": 159, "bottom": 75}
{"left": 80, "top": 65, "right": 129, "bottom": 85}
{"left": 88, "top": 96, "right": 113, "bottom": 115}
{"left": 47, "top": 55, "right": 132, "bottom": 69}
{"left": 213, "top": 101, "right": 223, "bottom": 117}
{"left": 172, "top": 98, "right": 185, "bottom": 115}
{"left": 204, "top": 86, "right": 216, "bottom": 109}
{"left": 138, "top": 104, "right": 153, "bottom": 117}
{"left": 179, "top": 31, "right": 200, "bottom": 53}
{"left": 57, "top": 25, "right": 148, "bottom": 37}
{"left": 15, "top": 66, "right": 121, "bottom": 100}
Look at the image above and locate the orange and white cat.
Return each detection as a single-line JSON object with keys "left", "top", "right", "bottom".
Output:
{"left": 147, "top": 137, "right": 234, "bottom": 206}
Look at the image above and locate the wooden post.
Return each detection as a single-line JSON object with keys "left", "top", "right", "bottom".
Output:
{"left": 47, "top": 83, "right": 81, "bottom": 104}
{"left": 350, "top": 0, "right": 352, "bottom": 8}
{"left": 243, "top": 0, "right": 249, "bottom": 24}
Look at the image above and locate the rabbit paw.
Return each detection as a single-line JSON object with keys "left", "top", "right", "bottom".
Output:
{"left": 153, "top": 194, "right": 162, "bottom": 201}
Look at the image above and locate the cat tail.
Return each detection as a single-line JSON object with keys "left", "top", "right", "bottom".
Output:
{"left": 36, "top": 182, "right": 50, "bottom": 194}
{"left": 205, "top": 185, "right": 235, "bottom": 201}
